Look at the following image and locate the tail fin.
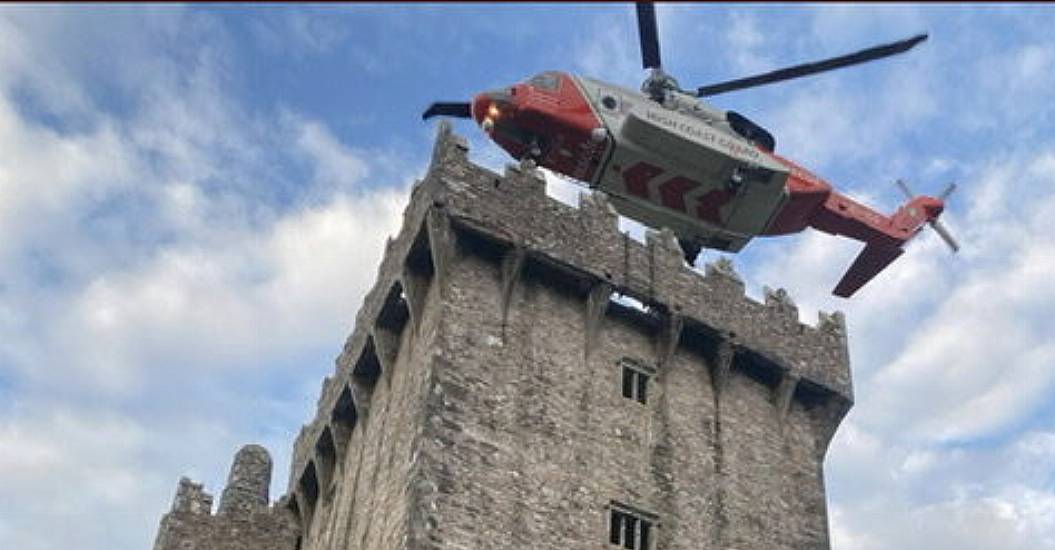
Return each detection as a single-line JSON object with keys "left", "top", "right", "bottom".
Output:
{"left": 830, "top": 190, "right": 955, "bottom": 298}
{"left": 832, "top": 244, "right": 904, "bottom": 298}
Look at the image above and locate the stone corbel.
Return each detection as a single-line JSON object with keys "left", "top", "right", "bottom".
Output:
{"left": 499, "top": 246, "right": 527, "bottom": 333}
{"left": 656, "top": 312, "right": 683, "bottom": 368}
{"left": 711, "top": 338, "right": 736, "bottom": 397}
{"left": 773, "top": 372, "right": 800, "bottom": 427}
{"left": 584, "top": 282, "right": 613, "bottom": 360}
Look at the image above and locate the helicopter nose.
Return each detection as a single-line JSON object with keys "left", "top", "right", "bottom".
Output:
{"left": 472, "top": 89, "right": 516, "bottom": 131}
{"left": 472, "top": 94, "right": 504, "bottom": 132}
{"left": 471, "top": 94, "right": 491, "bottom": 126}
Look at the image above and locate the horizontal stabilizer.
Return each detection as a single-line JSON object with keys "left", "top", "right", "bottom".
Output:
{"left": 832, "top": 244, "right": 904, "bottom": 298}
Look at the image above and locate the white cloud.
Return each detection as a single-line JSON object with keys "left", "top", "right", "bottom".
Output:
{"left": 4, "top": 6, "right": 1055, "bottom": 550}
{"left": 724, "top": 13, "right": 770, "bottom": 75}
{"left": 702, "top": 8, "right": 1055, "bottom": 548}
{"left": 0, "top": 7, "right": 419, "bottom": 550}
{"left": 43, "top": 184, "right": 404, "bottom": 395}
{"left": 808, "top": 5, "right": 926, "bottom": 53}
{"left": 250, "top": 10, "right": 350, "bottom": 58}
{"left": 0, "top": 407, "right": 161, "bottom": 550}
{"left": 293, "top": 116, "right": 372, "bottom": 189}
{"left": 572, "top": 10, "right": 642, "bottom": 89}
{"left": 0, "top": 97, "right": 135, "bottom": 262}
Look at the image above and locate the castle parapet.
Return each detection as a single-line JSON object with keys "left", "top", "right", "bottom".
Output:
{"left": 284, "top": 121, "right": 853, "bottom": 509}
{"left": 153, "top": 446, "right": 297, "bottom": 550}
{"left": 156, "top": 121, "right": 854, "bottom": 550}
{"left": 218, "top": 444, "right": 272, "bottom": 517}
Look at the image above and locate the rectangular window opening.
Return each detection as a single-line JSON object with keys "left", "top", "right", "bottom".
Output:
{"left": 620, "top": 359, "right": 652, "bottom": 405}
{"left": 608, "top": 505, "right": 655, "bottom": 550}
{"left": 622, "top": 368, "right": 635, "bottom": 400}
{"left": 623, "top": 515, "right": 637, "bottom": 549}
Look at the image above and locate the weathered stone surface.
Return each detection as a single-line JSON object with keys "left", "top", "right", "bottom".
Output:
{"left": 153, "top": 448, "right": 299, "bottom": 550}
{"left": 218, "top": 444, "right": 272, "bottom": 517}
{"left": 151, "top": 121, "right": 853, "bottom": 550}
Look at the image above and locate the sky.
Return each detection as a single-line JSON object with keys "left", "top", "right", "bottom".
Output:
{"left": 1, "top": 4, "right": 1054, "bottom": 550}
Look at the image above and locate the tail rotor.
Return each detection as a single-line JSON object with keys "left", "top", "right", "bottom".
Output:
{"left": 895, "top": 179, "right": 960, "bottom": 252}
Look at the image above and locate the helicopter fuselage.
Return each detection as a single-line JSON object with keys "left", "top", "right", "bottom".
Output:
{"left": 470, "top": 71, "right": 946, "bottom": 296}
{"left": 473, "top": 72, "right": 851, "bottom": 252}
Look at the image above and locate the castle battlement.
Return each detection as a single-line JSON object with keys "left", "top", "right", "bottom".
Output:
{"left": 152, "top": 446, "right": 298, "bottom": 550}
{"left": 287, "top": 122, "right": 851, "bottom": 493}
{"left": 156, "top": 121, "right": 854, "bottom": 550}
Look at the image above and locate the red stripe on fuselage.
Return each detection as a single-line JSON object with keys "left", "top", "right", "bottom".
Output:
{"left": 696, "top": 188, "right": 735, "bottom": 226}
{"left": 623, "top": 162, "right": 665, "bottom": 199}
{"left": 659, "top": 176, "right": 701, "bottom": 211}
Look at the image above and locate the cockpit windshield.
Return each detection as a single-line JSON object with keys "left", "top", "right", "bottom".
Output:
{"left": 527, "top": 72, "right": 561, "bottom": 91}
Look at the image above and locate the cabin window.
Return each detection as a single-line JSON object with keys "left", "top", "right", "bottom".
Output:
{"left": 620, "top": 358, "right": 652, "bottom": 405}
{"left": 609, "top": 504, "right": 655, "bottom": 549}
{"left": 528, "top": 72, "right": 561, "bottom": 91}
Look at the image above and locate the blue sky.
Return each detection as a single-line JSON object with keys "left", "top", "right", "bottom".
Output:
{"left": 2, "top": 4, "right": 1055, "bottom": 550}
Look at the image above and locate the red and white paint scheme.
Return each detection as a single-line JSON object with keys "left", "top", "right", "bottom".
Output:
{"left": 467, "top": 71, "right": 951, "bottom": 297}
{"left": 424, "top": 3, "right": 951, "bottom": 297}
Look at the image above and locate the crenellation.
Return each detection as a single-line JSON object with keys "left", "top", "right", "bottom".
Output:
{"left": 817, "top": 310, "right": 847, "bottom": 336}
{"left": 501, "top": 162, "right": 548, "bottom": 201}
{"left": 154, "top": 121, "right": 853, "bottom": 550}
{"left": 763, "top": 285, "right": 800, "bottom": 327}
{"left": 427, "top": 121, "right": 469, "bottom": 180}
{"left": 577, "top": 189, "right": 620, "bottom": 234}
{"left": 218, "top": 445, "right": 272, "bottom": 517}
{"left": 172, "top": 477, "right": 213, "bottom": 515}
{"left": 314, "top": 120, "right": 850, "bottom": 529}
{"left": 648, "top": 227, "right": 687, "bottom": 281}
{"left": 154, "top": 448, "right": 298, "bottom": 550}
{"left": 705, "top": 256, "right": 744, "bottom": 284}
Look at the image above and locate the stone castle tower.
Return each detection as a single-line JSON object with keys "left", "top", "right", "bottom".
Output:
{"left": 152, "top": 122, "right": 853, "bottom": 550}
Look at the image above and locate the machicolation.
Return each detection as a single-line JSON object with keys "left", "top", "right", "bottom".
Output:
{"left": 153, "top": 121, "right": 854, "bottom": 550}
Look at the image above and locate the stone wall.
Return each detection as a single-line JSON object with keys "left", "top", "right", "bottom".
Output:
{"left": 152, "top": 121, "right": 853, "bottom": 550}
{"left": 152, "top": 447, "right": 299, "bottom": 550}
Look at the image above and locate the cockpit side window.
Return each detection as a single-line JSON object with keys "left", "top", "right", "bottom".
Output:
{"left": 528, "top": 72, "right": 561, "bottom": 92}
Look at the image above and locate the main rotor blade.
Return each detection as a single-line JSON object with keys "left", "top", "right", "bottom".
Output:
{"left": 696, "top": 33, "right": 928, "bottom": 97}
{"left": 422, "top": 102, "right": 472, "bottom": 121}
{"left": 636, "top": 2, "right": 662, "bottom": 69}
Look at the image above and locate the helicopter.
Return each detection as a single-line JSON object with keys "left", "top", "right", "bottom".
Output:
{"left": 422, "top": 3, "right": 958, "bottom": 298}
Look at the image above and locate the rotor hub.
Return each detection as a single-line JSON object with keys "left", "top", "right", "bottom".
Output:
{"left": 641, "top": 68, "right": 681, "bottom": 102}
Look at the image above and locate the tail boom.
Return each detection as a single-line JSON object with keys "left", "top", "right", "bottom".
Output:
{"left": 808, "top": 191, "right": 945, "bottom": 297}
